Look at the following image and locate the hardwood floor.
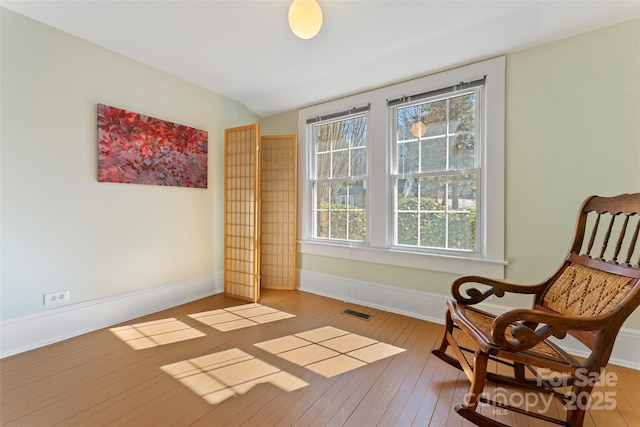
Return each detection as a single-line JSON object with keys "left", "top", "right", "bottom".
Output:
{"left": 1, "top": 289, "right": 638, "bottom": 426}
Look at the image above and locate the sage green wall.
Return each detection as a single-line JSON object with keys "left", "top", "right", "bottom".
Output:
{"left": 260, "top": 110, "right": 298, "bottom": 136}
{"left": 503, "top": 18, "right": 640, "bottom": 329}
{"left": 0, "top": 9, "right": 259, "bottom": 320}
{"left": 263, "top": 19, "right": 640, "bottom": 329}
{"left": 505, "top": 18, "right": 640, "bottom": 282}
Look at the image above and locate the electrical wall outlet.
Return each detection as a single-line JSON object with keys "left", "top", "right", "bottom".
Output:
{"left": 43, "top": 290, "right": 70, "bottom": 306}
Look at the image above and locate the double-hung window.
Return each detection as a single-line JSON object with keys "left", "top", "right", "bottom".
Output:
{"left": 308, "top": 106, "right": 369, "bottom": 242}
{"left": 298, "top": 57, "right": 505, "bottom": 277}
{"left": 390, "top": 80, "right": 483, "bottom": 254}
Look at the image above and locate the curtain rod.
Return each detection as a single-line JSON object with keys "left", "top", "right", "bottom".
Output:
{"left": 306, "top": 104, "right": 371, "bottom": 125}
{"left": 387, "top": 77, "right": 485, "bottom": 107}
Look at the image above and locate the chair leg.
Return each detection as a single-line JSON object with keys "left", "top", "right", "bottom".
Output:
{"left": 462, "top": 349, "right": 489, "bottom": 411}
{"left": 513, "top": 362, "right": 525, "bottom": 380}
{"left": 566, "top": 383, "right": 593, "bottom": 427}
{"left": 456, "top": 350, "right": 508, "bottom": 426}
{"left": 435, "top": 309, "right": 454, "bottom": 353}
{"left": 431, "top": 309, "right": 464, "bottom": 369}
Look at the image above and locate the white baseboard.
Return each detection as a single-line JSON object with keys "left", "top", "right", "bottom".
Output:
{"left": 3, "top": 270, "right": 638, "bottom": 370}
{"left": 298, "top": 269, "right": 640, "bottom": 370}
{"left": 0, "top": 273, "right": 223, "bottom": 358}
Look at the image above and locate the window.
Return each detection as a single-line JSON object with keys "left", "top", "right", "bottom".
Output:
{"left": 298, "top": 57, "right": 505, "bottom": 277}
{"left": 309, "top": 109, "right": 368, "bottom": 242}
{"left": 391, "top": 82, "right": 483, "bottom": 254}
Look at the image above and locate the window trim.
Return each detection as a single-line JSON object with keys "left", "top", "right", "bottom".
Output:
{"left": 297, "top": 57, "right": 506, "bottom": 278}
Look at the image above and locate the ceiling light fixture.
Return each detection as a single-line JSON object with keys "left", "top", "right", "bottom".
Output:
{"left": 288, "top": 0, "right": 323, "bottom": 40}
{"left": 411, "top": 121, "right": 427, "bottom": 138}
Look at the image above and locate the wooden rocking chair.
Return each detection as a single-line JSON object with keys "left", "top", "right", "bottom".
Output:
{"left": 432, "top": 193, "right": 640, "bottom": 427}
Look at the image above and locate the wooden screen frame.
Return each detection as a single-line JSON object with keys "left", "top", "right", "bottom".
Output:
{"left": 259, "top": 135, "right": 297, "bottom": 290}
{"left": 224, "top": 124, "right": 261, "bottom": 302}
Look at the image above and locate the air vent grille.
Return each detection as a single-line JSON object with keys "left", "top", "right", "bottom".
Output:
{"left": 342, "top": 309, "right": 373, "bottom": 320}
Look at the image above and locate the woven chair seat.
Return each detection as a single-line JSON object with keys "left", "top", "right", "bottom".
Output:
{"left": 451, "top": 303, "right": 578, "bottom": 365}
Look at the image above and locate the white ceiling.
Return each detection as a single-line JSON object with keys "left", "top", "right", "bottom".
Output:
{"left": 3, "top": 0, "right": 639, "bottom": 118}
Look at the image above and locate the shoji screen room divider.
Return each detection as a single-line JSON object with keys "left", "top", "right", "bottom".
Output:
{"left": 224, "top": 124, "right": 297, "bottom": 302}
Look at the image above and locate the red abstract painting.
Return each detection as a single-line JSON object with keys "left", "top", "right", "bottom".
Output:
{"left": 97, "top": 104, "right": 208, "bottom": 188}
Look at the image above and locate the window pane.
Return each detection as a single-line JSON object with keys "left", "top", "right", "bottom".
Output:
{"left": 448, "top": 212, "right": 473, "bottom": 250}
{"left": 350, "top": 117, "right": 367, "bottom": 148}
{"left": 419, "top": 176, "right": 446, "bottom": 209}
{"left": 351, "top": 147, "right": 366, "bottom": 177}
{"left": 315, "top": 126, "right": 330, "bottom": 152}
{"left": 315, "top": 182, "right": 331, "bottom": 207}
{"left": 330, "top": 182, "right": 347, "bottom": 205}
{"left": 332, "top": 150, "right": 349, "bottom": 178}
{"left": 332, "top": 134, "right": 348, "bottom": 150}
{"left": 447, "top": 173, "right": 477, "bottom": 251}
{"left": 420, "top": 212, "right": 446, "bottom": 247}
{"left": 449, "top": 93, "right": 475, "bottom": 132}
{"left": 424, "top": 100, "right": 447, "bottom": 137}
{"left": 398, "top": 178, "right": 418, "bottom": 205}
{"left": 348, "top": 181, "right": 366, "bottom": 209}
{"left": 397, "top": 212, "right": 418, "bottom": 245}
{"left": 421, "top": 137, "right": 446, "bottom": 172}
{"left": 348, "top": 181, "right": 366, "bottom": 241}
{"left": 398, "top": 140, "right": 419, "bottom": 174}
{"left": 330, "top": 210, "right": 347, "bottom": 239}
{"left": 396, "top": 105, "right": 421, "bottom": 141}
{"left": 316, "top": 210, "right": 329, "bottom": 238}
{"left": 315, "top": 182, "right": 330, "bottom": 238}
{"left": 449, "top": 133, "right": 474, "bottom": 170}
{"left": 349, "top": 208, "right": 366, "bottom": 241}
{"left": 316, "top": 152, "right": 331, "bottom": 179}
{"left": 326, "top": 182, "right": 344, "bottom": 239}
{"left": 447, "top": 173, "right": 476, "bottom": 211}
{"left": 449, "top": 92, "right": 476, "bottom": 171}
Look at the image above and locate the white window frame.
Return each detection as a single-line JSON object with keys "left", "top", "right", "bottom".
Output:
{"left": 309, "top": 110, "right": 369, "bottom": 243}
{"left": 390, "top": 84, "right": 484, "bottom": 255}
{"left": 298, "top": 57, "right": 506, "bottom": 278}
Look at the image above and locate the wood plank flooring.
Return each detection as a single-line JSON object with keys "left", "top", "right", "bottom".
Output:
{"left": 1, "top": 289, "right": 638, "bottom": 426}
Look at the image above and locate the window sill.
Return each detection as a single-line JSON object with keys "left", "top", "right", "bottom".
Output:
{"left": 298, "top": 240, "right": 507, "bottom": 279}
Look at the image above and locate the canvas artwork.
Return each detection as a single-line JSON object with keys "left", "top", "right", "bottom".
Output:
{"left": 97, "top": 104, "right": 208, "bottom": 188}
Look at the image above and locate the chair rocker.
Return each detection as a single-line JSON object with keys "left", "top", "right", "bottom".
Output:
{"left": 432, "top": 193, "right": 640, "bottom": 427}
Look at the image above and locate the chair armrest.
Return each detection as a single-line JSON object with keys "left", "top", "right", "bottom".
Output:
{"left": 451, "top": 275, "right": 546, "bottom": 305}
{"left": 491, "top": 309, "right": 614, "bottom": 353}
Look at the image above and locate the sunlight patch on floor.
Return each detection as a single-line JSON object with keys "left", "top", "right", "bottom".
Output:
{"left": 160, "top": 348, "right": 308, "bottom": 405}
{"left": 110, "top": 318, "right": 206, "bottom": 350}
{"left": 189, "top": 303, "right": 295, "bottom": 331}
{"left": 254, "top": 326, "right": 406, "bottom": 377}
